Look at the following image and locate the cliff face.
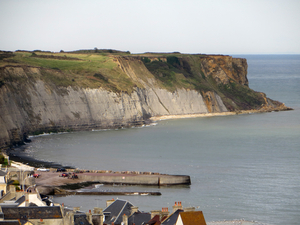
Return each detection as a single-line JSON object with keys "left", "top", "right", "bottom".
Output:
{"left": 200, "top": 55, "right": 248, "bottom": 86}
{"left": 0, "top": 52, "right": 290, "bottom": 149}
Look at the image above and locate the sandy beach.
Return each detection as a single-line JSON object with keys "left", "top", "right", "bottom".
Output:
{"left": 149, "top": 110, "right": 261, "bottom": 121}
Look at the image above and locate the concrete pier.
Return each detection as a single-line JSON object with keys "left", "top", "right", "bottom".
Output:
{"left": 34, "top": 171, "right": 191, "bottom": 195}
{"left": 54, "top": 189, "right": 162, "bottom": 196}
{"left": 77, "top": 173, "right": 191, "bottom": 186}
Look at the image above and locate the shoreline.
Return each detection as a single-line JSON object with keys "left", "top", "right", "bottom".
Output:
{"left": 7, "top": 145, "right": 74, "bottom": 169}
{"left": 150, "top": 107, "right": 293, "bottom": 121}
{"left": 7, "top": 108, "right": 291, "bottom": 170}
{"left": 150, "top": 111, "right": 241, "bottom": 121}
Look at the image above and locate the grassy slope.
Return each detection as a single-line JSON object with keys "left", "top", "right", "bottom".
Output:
{"left": 0, "top": 51, "right": 138, "bottom": 93}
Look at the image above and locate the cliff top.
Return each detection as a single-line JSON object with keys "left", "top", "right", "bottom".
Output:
{"left": 0, "top": 49, "right": 282, "bottom": 112}
{"left": 0, "top": 50, "right": 237, "bottom": 93}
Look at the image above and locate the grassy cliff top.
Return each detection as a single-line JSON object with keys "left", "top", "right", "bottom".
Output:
{"left": 0, "top": 50, "right": 269, "bottom": 111}
{"left": 0, "top": 50, "right": 211, "bottom": 93}
{"left": 0, "top": 50, "right": 141, "bottom": 93}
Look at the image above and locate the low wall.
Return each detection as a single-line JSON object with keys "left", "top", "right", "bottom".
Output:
{"left": 77, "top": 174, "right": 191, "bottom": 186}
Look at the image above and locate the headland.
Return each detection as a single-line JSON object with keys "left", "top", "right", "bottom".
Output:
{"left": 0, "top": 50, "right": 292, "bottom": 151}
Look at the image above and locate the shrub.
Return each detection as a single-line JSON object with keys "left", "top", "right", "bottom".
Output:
{"left": 218, "top": 80, "right": 265, "bottom": 109}
{"left": 166, "top": 56, "right": 180, "bottom": 67}
{"left": 141, "top": 57, "right": 151, "bottom": 64}
{"left": 0, "top": 155, "right": 4, "bottom": 164}
{"left": 94, "top": 73, "right": 108, "bottom": 82}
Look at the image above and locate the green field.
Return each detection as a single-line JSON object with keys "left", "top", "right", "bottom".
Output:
{"left": 0, "top": 51, "right": 139, "bottom": 93}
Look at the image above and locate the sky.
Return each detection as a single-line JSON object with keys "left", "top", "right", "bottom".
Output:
{"left": 0, "top": 0, "right": 299, "bottom": 54}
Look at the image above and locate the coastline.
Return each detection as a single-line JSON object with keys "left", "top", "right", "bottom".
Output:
{"left": 7, "top": 145, "right": 74, "bottom": 169}
{"left": 7, "top": 108, "right": 292, "bottom": 169}
{"left": 150, "top": 107, "right": 293, "bottom": 121}
{"left": 4, "top": 110, "right": 282, "bottom": 225}
{"left": 151, "top": 110, "right": 257, "bottom": 121}
{"left": 6, "top": 112, "right": 244, "bottom": 169}
{"left": 151, "top": 111, "right": 240, "bottom": 121}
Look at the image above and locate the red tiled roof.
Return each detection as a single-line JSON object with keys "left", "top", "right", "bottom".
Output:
{"left": 146, "top": 215, "right": 161, "bottom": 225}
{"left": 178, "top": 211, "right": 206, "bottom": 225}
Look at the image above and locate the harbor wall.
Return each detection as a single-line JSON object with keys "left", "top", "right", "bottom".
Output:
{"left": 78, "top": 174, "right": 191, "bottom": 186}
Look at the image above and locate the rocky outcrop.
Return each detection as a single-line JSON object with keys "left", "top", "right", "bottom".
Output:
{"left": 0, "top": 53, "right": 291, "bottom": 150}
{"left": 201, "top": 55, "right": 248, "bottom": 86}
{"left": 202, "top": 91, "right": 227, "bottom": 113}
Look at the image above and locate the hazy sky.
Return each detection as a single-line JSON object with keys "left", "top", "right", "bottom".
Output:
{"left": 1, "top": 0, "right": 299, "bottom": 54}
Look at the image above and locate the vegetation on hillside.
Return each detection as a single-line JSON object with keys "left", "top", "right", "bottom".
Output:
{"left": 140, "top": 55, "right": 266, "bottom": 110}
{"left": 218, "top": 80, "right": 265, "bottom": 110}
{"left": 0, "top": 154, "right": 8, "bottom": 166}
{"left": 0, "top": 50, "right": 138, "bottom": 93}
{"left": 140, "top": 55, "right": 213, "bottom": 92}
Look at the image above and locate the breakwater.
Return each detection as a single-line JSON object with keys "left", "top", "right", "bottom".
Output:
{"left": 76, "top": 173, "right": 191, "bottom": 186}
{"left": 35, "top": 170, "right": 191, "bottom": 189}
{"left": 36, "top": 171, "right": 191, "bottom": 195}
{"left": 54, "top": 188, "right": 162, "bottom": 196}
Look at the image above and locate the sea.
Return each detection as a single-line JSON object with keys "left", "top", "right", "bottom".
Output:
{"left": 18, "top": 55, "right": 300, "bottom": 225}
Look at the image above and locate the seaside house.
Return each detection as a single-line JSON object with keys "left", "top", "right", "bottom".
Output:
{"left": 175, "top": 211, "right": 207, "bottom": 225}
{"left": 0, "top": 170, "right": 8, "bottom": 197}
{"left": 146, "top": 214, "right": 162, "bottom": 225}
{"left": 102, "top": 199, "right": 151, "bottom": 225}
{"left": 127, "top": 211, "right": 151, "bottom": 225}
{"left": 65, "top": 206, "right": 105, "bottom": 225}
{"left": 63, "top": 207, "right": 92, "bottom": 225}
{"left": 0, "top": 205, "right": 64, "bottom": 224}
{"left": 0, "top": 185, "right": 48, "bottom": 207}
{"left": 161, "top": 209, "right": 183, "bottom": 225}
{"left": 146, "top": 202, "right": 207, "bottom": 225}
{"left": 103, "top": 199, "right": 134, "bottom": 225}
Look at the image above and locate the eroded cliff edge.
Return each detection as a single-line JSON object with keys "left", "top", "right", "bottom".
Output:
{"left": 0, "top": 51, "right": 291, "bottom": 149}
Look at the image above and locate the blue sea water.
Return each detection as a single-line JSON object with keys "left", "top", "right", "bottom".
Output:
{"left": 24, "top": 55, "right": 300, "bottom": 225}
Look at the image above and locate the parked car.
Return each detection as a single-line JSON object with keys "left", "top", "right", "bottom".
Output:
{"left": 61, "top": 173, "right": 69, "bottom": 177}
{"left": 37, "top": 167, "right": 50, "bottom": 172}
{"left": 33, "top": 174, "right": 39, "bottom": 178}
{"left": 56, "top": 168, "right": 66, "bottom": 172}
{"left": 69, "top": 173, "right": 78, "bottom": 179}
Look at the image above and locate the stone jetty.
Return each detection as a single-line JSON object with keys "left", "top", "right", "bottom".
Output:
{"left": 33, "top": 169, "right": 191, "bottom": 195}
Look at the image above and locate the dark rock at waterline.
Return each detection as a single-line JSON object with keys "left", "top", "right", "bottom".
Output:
{"left": 8, "top": 146, "right": 74, "bottom": 169}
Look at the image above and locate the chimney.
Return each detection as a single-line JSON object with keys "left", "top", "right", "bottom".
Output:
{"left": 86, "top": 210, "right": 92, "bottom": 224}
{"left": 106, "top": 198, "right": 115, "bottom": 207}
{"left": 66, "top": 211, "right": 75, "bottom": 225}
{"left": 150, "top": 210, "right": 161, "bottom": 219}
{"left": 25, "top": 193, "right": 29, "bottom": 207}
{"left": 130, "top": 206, "right": 139, "bottom": 215}
{"left": 93, "top": 207, "right": 103, "bottom": 214}
{"left": 93, "top": 207, "right": 104, "bottom": 225}
{"left": 161, "top": 207, "right": 169, "bottom": 218}
{"left": 61, "top": 203, "right": 65, "bottom": 216}
{"left": 172, "top": 202, "right": 183, "bottom": 213}
{"left": 122, "top": 214, "right": 128, "bottom": 225}
{"left": 100, "top": 213, "right": 104, "bottom": 225}
{"left": 184, "top": 207, "right": 195, "bottom": 212}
